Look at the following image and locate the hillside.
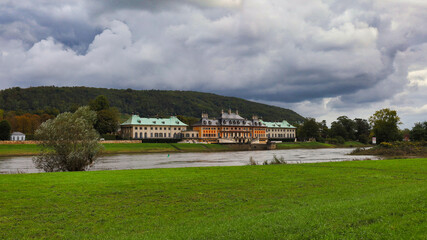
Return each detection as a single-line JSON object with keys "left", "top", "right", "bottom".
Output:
{"left": 0, "top": 86, "right": 305, "bottom": 122}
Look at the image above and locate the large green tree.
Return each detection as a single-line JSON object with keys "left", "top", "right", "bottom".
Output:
{"left": 297, "top": 118, "right": 320, "bottom": 141}
{"left": 369, "top": 108, "right": 401, "bottom": 143}
{"left": 0, "top": 120, "right": 11, "bottom": 140}
{"left": 410, "top": 122, "right": 427, "bottom": 141}
{"left": 354, "top": 118, "right": 371, "bottom": 143}
{"left": 33, "top": 106, "right": 103, "bottom": 172}
{"left": 330, "top": 116, "right": 356, "bottom": 141}
{"left": 89, "top": 95, "right": 119, "bottom": 135}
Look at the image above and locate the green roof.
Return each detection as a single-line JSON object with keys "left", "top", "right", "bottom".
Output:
{"left": 121, "top": 115, "right": 188, "bottom": 127}
{"left": 260, "top": 120, "right": 296, "bottom": 129}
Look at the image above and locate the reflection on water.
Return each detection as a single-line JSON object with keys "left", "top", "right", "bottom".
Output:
{"left": 0, "top": 148, "right": 379, "bottom": 174}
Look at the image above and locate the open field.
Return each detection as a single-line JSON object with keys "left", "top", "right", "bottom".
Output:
{"left": 1, "top": 158, "right": 427, "bottom": 239}
{"left": 0, "top": 141, "right": 369, "bottom": 157}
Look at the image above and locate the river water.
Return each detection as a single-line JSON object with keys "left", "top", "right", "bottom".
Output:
{"left": 0, "top": 148, "right": 378, "bottom": 174}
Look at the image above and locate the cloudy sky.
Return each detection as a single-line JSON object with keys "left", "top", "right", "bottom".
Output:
{"left": 1, "top": 0, "right": 427, "bottom": 128}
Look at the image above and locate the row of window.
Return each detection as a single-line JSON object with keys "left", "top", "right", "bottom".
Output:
{"left": 268, "top": 133, "right": 296, "bottom": 138}
{"left": 134, "top": 132, "right": 182, "bottom": 139}
{"left": 267, "top": 129, "right": 295, "bottom": 132}
{"left": 134, "top": 127, "right": 182, "bottom": 131}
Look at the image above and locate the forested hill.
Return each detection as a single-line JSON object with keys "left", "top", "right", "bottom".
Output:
{"left": 0, "top": 86, "right": 305, "bottom": 122}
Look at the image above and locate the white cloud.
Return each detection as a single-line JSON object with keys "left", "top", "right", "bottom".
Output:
{"left": 1, "top": 0, "right": 427, "bottom": 127}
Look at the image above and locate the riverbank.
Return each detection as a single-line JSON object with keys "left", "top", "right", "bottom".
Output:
{"left": 351, "top": 141, "right": 427, "bottom": 158}
{"left": 0, "top": 141, "right": 370, "bottom": 157}
{"left": 1, "top": 158, "right": 426, "bottom": 239}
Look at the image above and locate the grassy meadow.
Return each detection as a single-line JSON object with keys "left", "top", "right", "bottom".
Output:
{"left": 1, "top": 158, "right": 427, "bottom": 239}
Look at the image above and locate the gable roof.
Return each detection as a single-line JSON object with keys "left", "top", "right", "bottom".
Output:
{"left": 121, "top": 115, "right": 187, "bottom": 126}
{"left": 11, "top": 132, "right": 25, "bottom": 136}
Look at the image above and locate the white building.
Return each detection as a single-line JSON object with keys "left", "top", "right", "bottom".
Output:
{"left": 260, "top": 120, "right": 297, "bottom": 140}
{"left": 120, "top": 115, "right": 188, "bottom": 140}
{"left": 10, "top": 132, "right": 26, "bottom": 141}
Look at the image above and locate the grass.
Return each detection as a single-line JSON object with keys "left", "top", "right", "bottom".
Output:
{"left": 276, "top": 141, "right": 335, "bottom": 149}
{"left": 1, "top": 158, "right": 427, "bottom": 239}
{"left": 0, "top": 144, "right": 42, "bottom": 156}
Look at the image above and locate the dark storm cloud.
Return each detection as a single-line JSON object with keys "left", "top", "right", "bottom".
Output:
{"left": 1, "top": 0, "right": 427, "bottom": 126}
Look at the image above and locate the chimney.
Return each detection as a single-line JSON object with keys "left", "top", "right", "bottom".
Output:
{"left": 221, "top": 109, "right": 224, "bottom": 114}
{"left": 252, "top": 115, "right": 258, "bottom": 120}
{"left": 236, "top": 110, "right": 239, "bottom": 115}
{"left": 228, "top": 109, "right": 231, "bottom": 114}
{"left": 201, "top": 113, "right": 208, "bottom": 119}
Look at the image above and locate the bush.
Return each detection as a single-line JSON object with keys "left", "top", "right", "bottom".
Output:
{"left": 33, "top": 107, "right": 104, "bottom": 172}
{"left": 336, "top": 136, "right": 345, "bottom": 144}
{"left": 101, "top": 134, "right": 118, "bottom": 140}
{"left": 326, "top": 138, "right": 338, "bottom": 144}
{"left": 263, "top": 155, "right": 287, "bottom": 165}
{"left": 248, "top": 157, "right": 258, "bottom": 165}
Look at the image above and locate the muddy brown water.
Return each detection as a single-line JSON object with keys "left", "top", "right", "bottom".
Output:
{"left": 0, "top": 148, "right": 378, "bottom": 174}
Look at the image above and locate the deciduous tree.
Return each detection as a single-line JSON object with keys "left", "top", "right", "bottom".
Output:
{"left": 369, "top": 108, "right": 401, "bottom": 143}
{"left": 0, "top": 120, "right": 11, "bottom": 140}
{"left": 33, "top": 107, "right": 103, "bottom": 172}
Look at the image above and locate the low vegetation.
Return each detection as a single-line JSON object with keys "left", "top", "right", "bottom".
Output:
{"left": 1, "top": 159, "right": 427, "bottom": 239}
{"left": 352, "top": 141, "right": 427, "bottom": 157}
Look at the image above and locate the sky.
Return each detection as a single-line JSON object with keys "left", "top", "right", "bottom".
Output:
{"left": 1, "top": 0, "right": 427, "bottom": 128}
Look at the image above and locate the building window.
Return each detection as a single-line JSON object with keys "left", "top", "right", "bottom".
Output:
{"left": 134, "top": 133, "right": 138, "bottom": 139}
{"left": 155, "top": 127, "right": 158, "bottom": 130}
{"left": 145, "top": 133, "right": 147, "bottom": 138}
{"left": 140, "top": 132, "right": 143, "bottom": 138}
{"left": 151, "top": 133, "right": 153, "bottom": 137}
{"left": 159, "top": 133, "right": 163, "bottom": 137}
{"left": 155, "top": 133, "right": 158, "bottom": 137}
{"left": 145, "top": 127, "right": 147, "bottom": 130}
{"left": 151, "top": 127, "right": 153, "bottom": 130}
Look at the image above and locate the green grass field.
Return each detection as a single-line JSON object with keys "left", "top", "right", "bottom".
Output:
{"left": 0, "top": 144, "right": 42, "bottom": 156}
{"left": 1, "top": 158, "right": 427, "bottom": 239}
{"left": 276, "top": 141, "right": 335, "bottom": 149}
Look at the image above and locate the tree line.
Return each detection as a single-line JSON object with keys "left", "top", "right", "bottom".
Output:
{"left": 297, "top": 108, "right": 423, "bottom": 144}
{"left": 0, "top": 86, "right": 305, "bottom": 123}
{"left": 0, "top": 95, "right": 119, "bottom": 140}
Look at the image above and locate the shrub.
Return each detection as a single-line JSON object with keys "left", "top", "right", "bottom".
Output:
{"left": 33, "top": 107, "right": 104, "bottom": 172}
{"left": 248, "top": 157, "right": 258, "bottom": 165}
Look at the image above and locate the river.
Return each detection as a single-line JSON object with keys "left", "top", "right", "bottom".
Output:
{"left": 0, "top": 148, "right": 378, "bottom": 174}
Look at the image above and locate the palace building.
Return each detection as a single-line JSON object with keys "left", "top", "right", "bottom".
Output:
{"left": 260, "top": 120, "right": 297, "bottom": 141}
{"left": 192, "top": 110, "right": 267, "bottom": 144}
{"left": 120, "top": 115, "right": 187, "bottom": 140}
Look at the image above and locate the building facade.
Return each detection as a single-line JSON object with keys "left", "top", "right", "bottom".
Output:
{"left": 120, "top": 115, "right": 188, "bottom": 139}
{"left": 261, "top": 120, "right": 297, "bottom": 140}
{"left": 10, "top": 132, "right": 26, "bottom": 141}
{"left": 192, "top": 110, "right": 267, "bottom": 144}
